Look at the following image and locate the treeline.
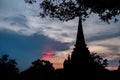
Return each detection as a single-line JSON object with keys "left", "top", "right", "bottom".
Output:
{"left": 0, "top": 53, "right": 120, "bottom": 80}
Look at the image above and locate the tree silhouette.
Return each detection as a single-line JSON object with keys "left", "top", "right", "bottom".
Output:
{"left": 91, "top": 53, "right": 108, "bottom": 67}
{"left": 19, "top": 59, "right": 55, "bottom": 80}
{"left": 0, "top": 54, "right": 19, "bottom": 80}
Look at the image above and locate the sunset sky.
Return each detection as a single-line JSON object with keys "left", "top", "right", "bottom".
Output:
{"left": 0, "top": 0, "right": 120, "bottom": 71}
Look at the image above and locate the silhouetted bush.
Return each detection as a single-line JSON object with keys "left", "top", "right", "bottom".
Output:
{"left": 19, "top": 59, "right": 55, "bottom": 80}
{"left": 0, "top": 54, "right": 19, "bottom": 80}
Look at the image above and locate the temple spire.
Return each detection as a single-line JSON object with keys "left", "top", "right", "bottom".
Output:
{"left": 70, "top": 16, "right": 92, "bottom": 66}
{"left": 75, "top": 17, "right": 86, "bottom": 48}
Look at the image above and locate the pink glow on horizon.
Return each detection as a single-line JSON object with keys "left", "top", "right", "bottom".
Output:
{"left": 41, "top": 51, "right": 54, "bottom": 59}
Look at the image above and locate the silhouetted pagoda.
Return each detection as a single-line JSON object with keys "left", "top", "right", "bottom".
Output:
{"left": 71, "top": 18, "right": 93, "bottom": 68}
{"left": 63, "top": 18, "right": 108, "bottom": 80}
{"left": 64, "top": 17, "right": 94, "bottom": 69}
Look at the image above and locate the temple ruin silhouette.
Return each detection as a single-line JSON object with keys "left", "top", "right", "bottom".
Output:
{"left": 63, "top": 18, "right": 109, "bottom": 80}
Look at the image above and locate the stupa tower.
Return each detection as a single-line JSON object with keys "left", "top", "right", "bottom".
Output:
{"left": 70, "top": 17, "right": 93, "bottom": 67}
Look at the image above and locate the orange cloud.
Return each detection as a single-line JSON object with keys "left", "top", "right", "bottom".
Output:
{"left": 105, "top": 66, "right": 118, "bottom": 71}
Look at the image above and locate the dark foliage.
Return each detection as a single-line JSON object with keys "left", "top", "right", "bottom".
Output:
{"left": 19, "top": 59, "right": 55, "bottom": 80}
{"left": 0, "top": 54, "right": 19, "bottom": 80}
{"left": 25, "top": 0, "right": 120, "bottom": 23}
